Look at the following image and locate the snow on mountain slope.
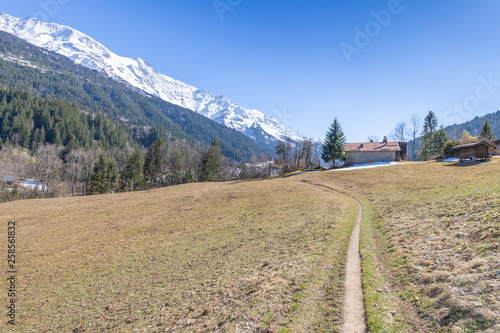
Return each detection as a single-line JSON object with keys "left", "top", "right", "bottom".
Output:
{"left": 0, "top": 12, "right": 302, "bottom": 144}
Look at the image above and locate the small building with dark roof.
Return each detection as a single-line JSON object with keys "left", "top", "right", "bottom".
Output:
{"left": 493, "top": 139, "right": 500, "bottom": 156}
{"left": 452, "top": 141, "right": 497, "bottom": 162}
{"left": 0, "top": 175, "right": 17, "bottom": 185}
{"left": 344, "top": 137, "right": 407, "bottom": 164}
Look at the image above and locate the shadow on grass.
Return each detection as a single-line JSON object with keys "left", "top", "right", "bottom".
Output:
{"left": 439, "top": 305, "right": 495, "bottom": 330}
{"left": 444, "top": 161, "right": 490, "bottom": 167}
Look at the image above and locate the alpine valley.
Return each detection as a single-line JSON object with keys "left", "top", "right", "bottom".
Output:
{"left": 0, "top": 12, "right": 303, "bottom": 150}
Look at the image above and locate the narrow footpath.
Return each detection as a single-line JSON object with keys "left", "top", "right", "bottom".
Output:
{"left": 341, "top": 194, "right": 366, "bottom": 333}
{"left": 300, "top": 180, "right": 367, "bottom": 332}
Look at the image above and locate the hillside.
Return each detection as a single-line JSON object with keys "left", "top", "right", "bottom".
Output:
{"left": 0, "top": 89, "right": 127, "bottom": 150}
{"left": 0, "top": 31, "right": 268, "bottom": 161}
{"left": 445, "top": 110, "right": 500, "bottom": 140}
{"left": 0, "top": 178, "right": 357, "bottom": 332}
{"left": 303, "top": 160, "right": 500, "bottom": 332}
{"left": 1, "top": 161, "right": 498, "bottom": 332}
{"left": 0, "top": 13, "right": 303, "bottom": 145}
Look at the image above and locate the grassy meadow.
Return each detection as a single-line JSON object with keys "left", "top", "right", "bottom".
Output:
{"left": 1, "top": 159, "right": 498, "bottom": 332}
{"left": 302, "top": 160, "right": 500, "bottom": 332}
{"left": 0, "top": 178, "right": 357, "bottom": 332}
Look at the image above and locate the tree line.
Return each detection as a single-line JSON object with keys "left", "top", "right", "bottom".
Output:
{"left": 388, "top": 111, "right": 496, "bottom": 161}
{"left": 0, "top": 138, "right": 226, "bottom": 202}
{"left": 272, "top": 118, "right": 349, "bottom": 174}
{"left": 273, "top": 111, "right": 498, "bottom": 176}
{"left": 273, "top": 135, "right": 322, "bottom": 175}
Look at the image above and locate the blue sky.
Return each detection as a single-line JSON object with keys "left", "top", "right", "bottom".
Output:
{"left": 2, "top": 0, "right": 500, "bottom": 141}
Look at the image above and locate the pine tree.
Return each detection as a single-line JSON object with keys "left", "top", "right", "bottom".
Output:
{"left": 418, "top": 111, "right": 439, "bottom": 160}
{"left": 89, "top": 154, "right": 117, "bottom": 194}
{"left": 435, "top": 127, "right": 448, "bottom": 156}
{"left": 321, "top": 118, "right": 347, "bottom": 168}
{"left": 240, "top": 163, "right": 249, "bottom": 179}
{"left": 443, "top": 140, "right": 460, "bottom": 158}
{"left": 183, "top": 170, "right": 194, "bottom": 184}
{"left": 201, "top": 139, "right": 223, "bottom": 182}
{"left": 143, "top": 140, "right": 166, "bottom": 188}
{"left": 121, "top": 150, "right": 143, "bottom": 191}
{"left": 480, "top": 119, "right": 496, "bottom": 140}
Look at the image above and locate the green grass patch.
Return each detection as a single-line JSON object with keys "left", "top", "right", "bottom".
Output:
{"left": 359, "top": 198, "right": 409, "bottom": 332}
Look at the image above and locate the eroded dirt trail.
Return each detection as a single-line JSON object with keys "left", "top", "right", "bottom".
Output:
{"left": 298, "top": 180, "right": 367, "bottom": 332}
{"left": 341, "top": 195, "right": 366, "bottom": 333}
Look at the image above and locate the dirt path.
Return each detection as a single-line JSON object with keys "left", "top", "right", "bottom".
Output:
{"left": 341, "top": 195, "right": 367, "bottom": 333}
{"left": 297, "top": 180, "right": 367, "bottom": 332}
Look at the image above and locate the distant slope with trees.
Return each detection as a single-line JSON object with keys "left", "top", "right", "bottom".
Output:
{"left": 444, "top": 110, "right": 500, "bottom": 140}
{"left": 0, "top": 89, "right": 127, "bottom": 150}
{"left": 0, "top": 31, "right": 268, "bottom": 161}
{"left": 401, "top": 110, "right": 500, "bottom": 160}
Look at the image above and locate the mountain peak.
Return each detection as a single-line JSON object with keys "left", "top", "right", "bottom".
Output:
{"left": 0, "top": 12, "right": 303, "bottom": 144}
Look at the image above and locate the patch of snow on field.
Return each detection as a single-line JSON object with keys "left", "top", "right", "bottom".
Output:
{"left": 442, "top": 158, "right": 459, "bottom": 162}
{"left": 330, "top": 161, "right": 405, "bottom": 172}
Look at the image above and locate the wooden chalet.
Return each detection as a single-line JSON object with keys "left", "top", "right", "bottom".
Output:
{"left": 452, "top": 141, "right": 497, "bottom": 162}
{"left": 344, "top": 137, "right": 407, "bottom": 164}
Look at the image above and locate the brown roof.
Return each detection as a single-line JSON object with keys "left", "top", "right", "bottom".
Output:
{"left": 345, "top": 142, "right": 401, "bottom": 152}
{"left": 452, "top": 141, "right": 497, "bottom": 150}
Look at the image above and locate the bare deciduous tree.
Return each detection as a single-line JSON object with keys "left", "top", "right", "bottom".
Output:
{"left": 65, "top": 148, "right": 97, "bottom": 196}
{"left": 301, "top": 138, "right": 314, "bottom": 170}
{"left": 275, "top": 133, "right": 293, "bottom": 175}
{"left": 32, "top": 144, "right": 63, "bottom": 197}
{"left": 409, "top": 114, "right": 421, "bottom": 161}
{"left": 389, "top": 122, "right": 409, "bottom": 142}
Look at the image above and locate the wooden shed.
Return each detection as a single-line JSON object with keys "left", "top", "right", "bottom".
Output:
{"left": 452, "top": 141, "right": 497, "bottom": 162}
{"left": 493, "top": 139, "right": 500, "bottom": 156}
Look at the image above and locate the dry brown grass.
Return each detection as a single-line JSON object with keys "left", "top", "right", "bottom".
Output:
{"left": 302, "top": 160, "right": 500, "bottom": 332}
{"left": 3, "top": 159, "right": 497, "bottom": 332}
{"left": 0, "top": 178, "right": 356, "bottom": 332}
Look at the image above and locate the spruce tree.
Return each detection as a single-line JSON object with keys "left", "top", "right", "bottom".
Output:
{"left": 183, "top": 170, "right": 194, "bottom": 184}
{"left": 240, "top": 163, "right": 249, "bottom": 179}
{"left": 143, "top": 140, "right": 167, "bottom": 188}
{"left": 89, "top": 154, "right": 117, "bottom": 194}
{"left": 201, "top": 139, "right": 223, "bottom": 182}
{"left": 121, "top": 151, "right": 143, "bottom": 191}
{"left": 418, "top": 111, "right": 439, "bottom": 160}
{"left": 435, "top": 127, "right": 449, "bottom": 156}
{"left": 480, "top": 119, "right": 496, "bottom": 140}
{"left": 321, "top": 118, "right": 347, "bottom": 168}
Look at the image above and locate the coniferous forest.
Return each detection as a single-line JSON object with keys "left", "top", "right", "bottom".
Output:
{"left": 0, "top": 31, "right": 268, "bottom": 161}
{"left": 0, "top": 88, "right": 235, "bottom": 201}
{"left": 0, "top": 31, "right": 275, "bottom": 202}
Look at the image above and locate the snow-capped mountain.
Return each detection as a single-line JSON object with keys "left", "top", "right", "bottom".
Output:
{"left": 0, "top": 12, "right": 302, "bottom": 144}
